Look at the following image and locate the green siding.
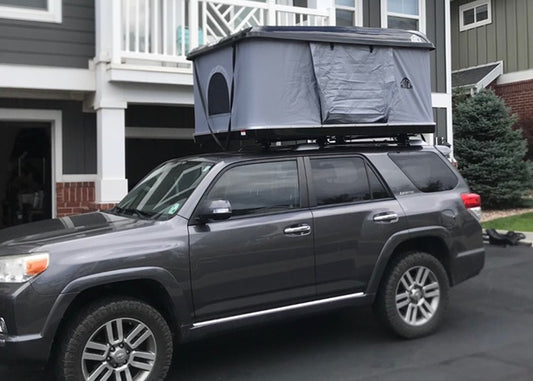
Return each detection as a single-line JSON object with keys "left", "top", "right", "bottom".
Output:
{"left": 363, "top": 0, "right": 381, "bottom": 27}
{"left": 452, "top": 0, "right": 533, "bottom": 73}
{"left": 426, "top": 0, "right": 447, "bottom": 93}
{"left": 434, "top": 108, "right": 448, "bottom": 143}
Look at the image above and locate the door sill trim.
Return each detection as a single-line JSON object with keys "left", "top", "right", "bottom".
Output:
{"left": 192, "top": 292, "right": 366, "bottom": 329}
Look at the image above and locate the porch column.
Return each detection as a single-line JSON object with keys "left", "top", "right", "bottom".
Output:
{"left": 95, "top": 107, "right": 128, "bottom": 203}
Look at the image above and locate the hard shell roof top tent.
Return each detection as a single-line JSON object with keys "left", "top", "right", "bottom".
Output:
{"left": 187, "top": 26, "right": 436, "bottom": 146}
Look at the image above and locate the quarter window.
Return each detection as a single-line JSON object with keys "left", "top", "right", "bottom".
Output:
{"left": 204, "top": 161, "right": 300, "bottom": 217}
{"left": 459, "top": 0, "right": 491, "bottom": 32}
{"left": 0, "top": 0, "right": 61, "bottom": 23}
{"left": 310, "top": 157, "right": 388, "bottom": 206}
{"left": 389, "top": 152, "right": 458, "bottom": 192}
{"left": 381, "top": 0, "right": 425, "bottom": 33}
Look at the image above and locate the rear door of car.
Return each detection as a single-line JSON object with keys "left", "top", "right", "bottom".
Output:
{"left": 305, "top": 154, "right": 408, "bottom": 297}
{"left": 188, "top": 158, "right": 316, "bottom": 321}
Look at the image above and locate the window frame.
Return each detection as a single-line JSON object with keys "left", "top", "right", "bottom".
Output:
{"left": 305, "top": 155, "right": 393, "bottom": 208}
{"left": 459, "top": 0, "right": 492, "bottom": 32}
{"left": 380, "top": 0, "right": 426, "bottom": 34}
{"left": 335, "top": 0, "right": 363, "bottom": 27}
{"left": 0, "top": 0, "right": 61, "bottom": 23}
{"left": 194, "top": 158, "right": 306, "bottom": 221}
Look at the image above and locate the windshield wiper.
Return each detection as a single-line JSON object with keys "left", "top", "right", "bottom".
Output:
{"left": 112, "top": 206, "right": 155, "bottom": 219}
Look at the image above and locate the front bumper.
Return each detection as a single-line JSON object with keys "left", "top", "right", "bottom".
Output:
{"left": 0, "top": 332, "right": 51, "bottom": 364}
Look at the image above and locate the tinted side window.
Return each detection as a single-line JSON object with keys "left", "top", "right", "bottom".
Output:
{"left": 389, "top": 152, "right": 458, "bottom": 192}
{"left": 310, "top": 157, "right": 371, "bottom": 206}
{"left": 367, "top": 166, "right": 390, "bottom": 199}
{"left": 205, "top": 161, "right": 299, "bottom": 216}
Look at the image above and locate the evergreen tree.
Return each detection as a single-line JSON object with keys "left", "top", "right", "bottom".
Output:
{"left": 453, "top": 89, "right": 532, "bottom": 208}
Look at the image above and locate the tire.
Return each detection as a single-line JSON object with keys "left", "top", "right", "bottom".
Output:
{"left": 375, "top": 252, "right": 449, "bottom": 339}
{"left": 55, "top": 298, "right": 173, "bottom": 381}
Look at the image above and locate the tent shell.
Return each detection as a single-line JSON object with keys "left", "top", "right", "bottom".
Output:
{"left": 187, "top": 26, "right": 436, "bottom": 143}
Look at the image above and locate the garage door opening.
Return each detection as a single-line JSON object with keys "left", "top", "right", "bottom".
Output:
{"left": 0, "top": 122, "right": 52, "bottom": 227}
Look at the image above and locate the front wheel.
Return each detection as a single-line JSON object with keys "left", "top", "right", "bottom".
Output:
{"left": 56, "top": 298, "right": 173, "bottom": 381}
{"left": 375, "top": 252, "right": 449, "bottom": 339}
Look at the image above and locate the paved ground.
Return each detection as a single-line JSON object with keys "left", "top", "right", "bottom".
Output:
{"left": 3, "top": 243, "right": 533, "bottom": 380}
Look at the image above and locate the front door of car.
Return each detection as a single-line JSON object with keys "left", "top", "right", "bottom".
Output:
{"left": 305, "top": 155, "right": 408, "bottom": 297}
{"left": 188, "top": 159, "right": 315, "bottom": 321}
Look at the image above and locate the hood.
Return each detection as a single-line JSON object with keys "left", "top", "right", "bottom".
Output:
{"left": 0, "top": 212, "right": 156, "bottom": 254}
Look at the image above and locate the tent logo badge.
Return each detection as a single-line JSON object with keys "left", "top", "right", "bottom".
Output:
{"left": 400, "top": 77, "right": 413, "bottom": 89}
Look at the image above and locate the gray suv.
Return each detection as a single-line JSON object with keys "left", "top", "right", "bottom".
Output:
{"left": 0, "top": 142, "right": 484, "bottom": 380}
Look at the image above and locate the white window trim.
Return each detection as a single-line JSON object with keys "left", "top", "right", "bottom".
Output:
{"left": 380, "top": 0, "right": 426, "bottom": 34}
{"left": 335, "top": 0, "right": 363, "bottom": 27}
{"left": 0, "top": 0, "right": 62, "bottom": 23}
{"left": 0, "top": 108, "right": 62, "bottom": 218}
{"left": 459, "top": 0, "right": 491, "bottom": 32}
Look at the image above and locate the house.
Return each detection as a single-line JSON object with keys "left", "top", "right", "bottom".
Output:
{"left": 451, "top": 0, "right": 533, "bottom": 153}
{"left": 0, "top": 0, "right": 452, "bottom": 227}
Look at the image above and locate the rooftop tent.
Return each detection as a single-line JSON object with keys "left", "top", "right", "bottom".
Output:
{"left": 187, "top": 26, "right": 436, "bottom": 142}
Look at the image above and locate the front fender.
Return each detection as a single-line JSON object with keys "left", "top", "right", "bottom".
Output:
{"left": 41, "top": 267, "right": 191, "bottom": 345}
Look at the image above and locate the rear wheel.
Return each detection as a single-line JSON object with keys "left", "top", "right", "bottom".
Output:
{"left": 375, "top": 252, "right": 449, "bottom": 338}
{"left": 56, "top": 298, "right": 173, "bottom": 381}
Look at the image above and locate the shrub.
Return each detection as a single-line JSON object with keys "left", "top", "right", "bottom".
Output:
{"left": 453, "top": 89, "right": 532, "bottom": 208}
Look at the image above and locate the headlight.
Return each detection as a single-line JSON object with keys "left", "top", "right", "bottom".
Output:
{"left": 0, "top": 253, "right": 49, "bottom": 283}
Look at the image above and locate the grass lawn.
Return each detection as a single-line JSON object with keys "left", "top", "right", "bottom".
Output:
{"left": 482, "top": 212, "right": 533, "bottom": 232}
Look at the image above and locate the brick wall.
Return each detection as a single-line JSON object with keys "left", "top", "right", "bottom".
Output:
{"left": 493, "top": 79, "right": 533, "bottom": 120}
{"left": 491, "top": 79, "right": 533, "bottom": 160}
{"left": 56, "top": 182, "right": 116, "bottom": 217}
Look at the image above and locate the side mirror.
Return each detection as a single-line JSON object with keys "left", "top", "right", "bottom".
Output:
{"left": 197, "top": 199, "right": 232, "bottom": 222}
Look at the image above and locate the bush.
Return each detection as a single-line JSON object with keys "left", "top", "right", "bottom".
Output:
{"left": 453, "top": 89, "right": 532, "bottom": 208}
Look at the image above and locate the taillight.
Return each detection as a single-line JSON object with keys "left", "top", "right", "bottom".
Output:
{"left": 461, "top": 193, "right": 481, "bottom": 220}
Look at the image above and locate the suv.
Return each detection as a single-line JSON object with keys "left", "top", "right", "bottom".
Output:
{"left": 0, "top": 143, "right": 484, "bottom": 380}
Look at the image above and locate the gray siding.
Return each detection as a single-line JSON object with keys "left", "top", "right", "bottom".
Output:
{"left": 452, "top": 0, "right": 533, "bottom": 73}
{"left": 434, "top": 108, "right": 448, "bottom": 142}
{"left": 363, "top": 0, "right": 381, "bottom": 27}
{"left": 0, "top": 0, "right": 95, "bottom": 68}
{"left": 426, "top": 0, "right": 447, "bottom": 93}
{"left": 0, "top": 98, "right": 96, "bottom": 174}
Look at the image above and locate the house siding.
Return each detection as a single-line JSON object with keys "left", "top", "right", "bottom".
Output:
{"left": 426, "top": 0, "right": 447, "bottom": 94}
{"left": 363, "top": 0, "right": 381, "bottom": 27}
{"left": 0, "top": 0, "right": 95, "bottom": 68}
{"left": 451, "top": 0, "right": 533, "bottom": 73}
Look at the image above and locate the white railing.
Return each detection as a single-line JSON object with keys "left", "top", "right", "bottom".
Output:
{"left": 116, "top": 0, "right": 334, "bottom": 69}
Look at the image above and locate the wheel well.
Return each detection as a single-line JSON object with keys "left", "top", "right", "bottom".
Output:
{"left": 390, "top": 237, "right": 452, "bottom": 284}
{"left": 49, "top": 279, "right": 179, "bottom": 364}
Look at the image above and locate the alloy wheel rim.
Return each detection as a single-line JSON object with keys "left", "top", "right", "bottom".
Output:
{"left": 81, "top": 317, "right": 157, "bottom": 381}
{"left": 395, "top": 266, "right": 440, "bottom": 326}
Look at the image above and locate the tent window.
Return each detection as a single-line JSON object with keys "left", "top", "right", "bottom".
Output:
{"left": 208, "top": 73, "right": 230, "bottom": 116}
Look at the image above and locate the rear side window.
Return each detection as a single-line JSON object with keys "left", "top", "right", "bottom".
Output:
{"left": 310, "top": 157, "right": 389, "bottom": 206}
{"left": 204, "top": 160, "right": 300, "bottom": 216}
{"left": 389, "top": 152, "right": 458, "bottom": 192}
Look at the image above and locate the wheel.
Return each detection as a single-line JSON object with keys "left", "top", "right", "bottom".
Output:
{"left": 375, "top": 252, "right": 449, "bottom": 339}
{"left": 56, "top": 298, "right": 173, "bottom": 381}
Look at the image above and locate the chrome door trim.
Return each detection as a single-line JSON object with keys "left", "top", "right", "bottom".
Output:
{"left": 192, "top": 292, "right": 365, "bottom": 329}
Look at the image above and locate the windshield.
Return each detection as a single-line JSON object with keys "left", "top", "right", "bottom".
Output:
{"left": 111, "top": 160, "right": 213, "bottom": 220}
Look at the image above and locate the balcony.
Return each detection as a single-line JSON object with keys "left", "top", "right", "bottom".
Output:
{"left": 108, "top": 0, "right": 335, "bottom": 72}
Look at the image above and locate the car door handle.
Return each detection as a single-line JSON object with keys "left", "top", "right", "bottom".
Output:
{"left": 284, "top": 224, "right": 311, "bottom": 236}
{"left": 373, "top": 212, "right": 399, "bottom": 223}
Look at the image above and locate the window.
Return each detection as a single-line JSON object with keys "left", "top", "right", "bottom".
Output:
{"left": 459, "top": 0, "right": 491, "bottom": 32}
{"left": 335, "top": 0, "right": 363, "bottom": 27}
{"left": 381, "top": 0, "right": 425, "bottom": 33}
{"left": 389, "top": 152, "right": 458, "bottom": 192}
{"left": 208, "top": 73, "right": 230, "bottom": 116}
{"left": 0, "top": 0, "right": 61, "bottom": 23}
{"left": 310, "top": 157, "right": 388, "bottom": 206}
{"left": 204, "top": 161, "right": 300, "bottom": 217}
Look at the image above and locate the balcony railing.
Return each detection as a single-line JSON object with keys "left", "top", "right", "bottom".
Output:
{"left": 113, "top": 0, "right": 334, "bottom": 70}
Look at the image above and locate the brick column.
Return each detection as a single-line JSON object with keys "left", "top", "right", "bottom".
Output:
{"left": 56, "top": 182, "right": 117, "bottom": 217}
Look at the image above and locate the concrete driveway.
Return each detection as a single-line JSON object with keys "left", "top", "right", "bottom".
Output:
{"left": 3, "top": 244, "right": 533, "bottom": 380}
